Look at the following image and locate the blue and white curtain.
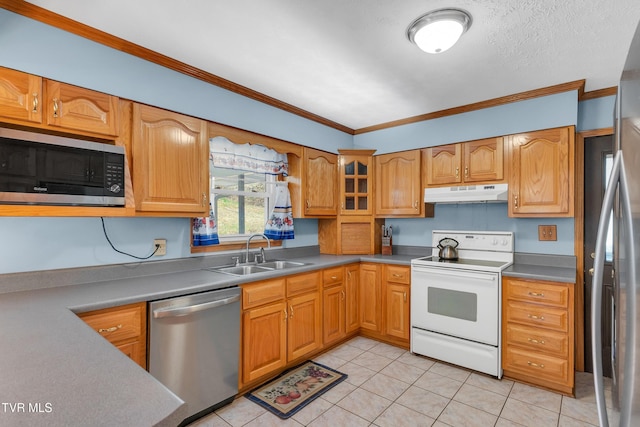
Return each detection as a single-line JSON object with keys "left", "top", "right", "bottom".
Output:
{"left": 192, "top": 136, "right": 294, "bottom": 245}
{"left": 264, "top": 182, "right": 295, "bottom": 240}
{"left": 192, "top": 202, "right": 219, "bottom": 246}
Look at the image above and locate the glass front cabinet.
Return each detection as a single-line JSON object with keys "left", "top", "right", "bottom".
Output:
{"left": 338, "top": 149, "right": 375, "bottom": 215}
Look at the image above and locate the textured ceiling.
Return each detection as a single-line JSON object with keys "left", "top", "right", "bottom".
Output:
{"left": 24, "top": 0, "right": 640, "bottom": 130}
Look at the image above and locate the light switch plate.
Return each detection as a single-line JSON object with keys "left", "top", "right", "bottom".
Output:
{"left": 538, "top": 225, "right": 557, "bottom": 241}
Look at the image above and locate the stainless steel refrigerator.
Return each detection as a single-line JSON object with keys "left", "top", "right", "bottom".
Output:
{"left": 591, "top": 18, "right": 640, "bottom": 427}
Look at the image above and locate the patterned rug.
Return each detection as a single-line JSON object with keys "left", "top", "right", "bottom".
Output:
{"left": 245, "top": 361, "right": 348, "bottom": 419}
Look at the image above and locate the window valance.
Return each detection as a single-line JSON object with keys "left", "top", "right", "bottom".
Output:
{"left": 209, "top": 136, "right": 288, "bottom": 176}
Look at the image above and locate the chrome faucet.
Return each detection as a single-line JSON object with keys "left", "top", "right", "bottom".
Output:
{"left": 246, "top": 233, "right": 271, "bottom": 263}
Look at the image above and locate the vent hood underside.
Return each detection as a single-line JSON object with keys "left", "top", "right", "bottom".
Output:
{"left": 424, "top": 183, "right": 509, "bottom": 204}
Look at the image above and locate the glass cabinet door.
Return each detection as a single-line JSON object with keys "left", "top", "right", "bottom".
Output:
{"left": 339, "top": 151, "right": 374, "bottom": 215}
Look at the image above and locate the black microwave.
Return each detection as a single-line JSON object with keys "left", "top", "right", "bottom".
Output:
{"left": 0, "top": 128, "right": 125, "bottom": 206}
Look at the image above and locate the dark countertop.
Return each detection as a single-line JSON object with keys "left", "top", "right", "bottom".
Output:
{"left": 0, "top": 249, "right": 574, "bottom": 426}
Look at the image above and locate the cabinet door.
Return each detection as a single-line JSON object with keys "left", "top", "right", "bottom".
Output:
{"left": 45, "top": 80, "right": 118, "bottom": 136}
{"left": 424, "top": 144, "right": 461, "bottom": 186}
{"left": 375, "top": 150, "right": 422, "bottom": 216}
{"left": 323, "top": 285, "right": 346, "bottom": 345}
{"left": 385, "top": 283, "right": 410, "bottom": 340}
{"left": 304, "top": 148, "right": 338, "bottom": 216}
{"left": 464, "top": 137, "right": 504, "bottom": 182}
{"left": 78, "top": 302, "right": 146, "bottom": 369}
{"left": 339, "top": 151, "right": 374, "bottom": 215}
{"left": 359, "top": 263, "right": 381, "bottom": 332}
{"left": 0, "top": 67, "right": 42, "bottom": 124}
{"left": 287, "top": 292, "right": 322, "bottom": 361}
{"left": 132, "top": 104, "right": 208, "bottom": 214}
{"left": 508, "top": 127, "right": 574, "bottom": 217}
{"left": 345, "top": 264, "right": 360, "bottom": 333}
{"left": 242, "top": 301, "right": 287, "bottom": 383}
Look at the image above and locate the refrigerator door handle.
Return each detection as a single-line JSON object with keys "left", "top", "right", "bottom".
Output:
{"left": 592, "top": 150, "right": 622, "bottom": 427}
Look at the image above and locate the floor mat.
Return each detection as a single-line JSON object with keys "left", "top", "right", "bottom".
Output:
{"left": 245, "top": 360, "right": 347, "bottom": 419}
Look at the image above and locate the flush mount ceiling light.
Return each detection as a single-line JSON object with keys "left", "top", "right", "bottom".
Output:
{"left": 407, "top": 8, "right": 472, "bottom": 54}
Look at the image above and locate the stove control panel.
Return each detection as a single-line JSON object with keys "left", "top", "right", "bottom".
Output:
{"left": 432, "top": 230, "right": 514, "bottom": 253}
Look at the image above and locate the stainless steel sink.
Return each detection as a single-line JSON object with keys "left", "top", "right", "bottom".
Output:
{"left": 213, "top": 265, "right": 273, "bottom": 276}
{"left": 259, "top": 260, "right": 307, "bottom": 270}
{"left": 209, "top": 260, "right": 309, "bottom": 276}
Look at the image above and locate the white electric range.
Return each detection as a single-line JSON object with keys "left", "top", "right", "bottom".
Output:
{"left": 410, "top": 230, "right": 514, "bottom": 378}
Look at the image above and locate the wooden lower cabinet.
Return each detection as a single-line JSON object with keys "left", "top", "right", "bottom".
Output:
{"left": 78, "top": 302, "right": 147, "bottom": 369}
{"left": 322, "top": 267, "right": 346, "bottom": 345}
{"left": 241, "top": 273, "right": 321, "bottom": 385}
{"left": 357, "top": 263, "right": 410, "bottom": 348}
{"left": 345, "top": 264, "right": 360, "bottom": 333}
{"left": 502, "top": 277, "right": 575, "bottom": 395}
{"left": 359, "top": 263, "right": 382, "bottom": 332}
{"left": 384, "top": 265, "right": 410, "bottom": 341}
{"left": 321, "top": 264, "right": 360, "bottom": 347}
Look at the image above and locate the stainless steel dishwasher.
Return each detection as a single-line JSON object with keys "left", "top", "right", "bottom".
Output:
{"left": 148, "top": 285, "right": 241, "bottom": 426}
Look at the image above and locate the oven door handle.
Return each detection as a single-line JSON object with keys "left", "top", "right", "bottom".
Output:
{"left": 411, "top": 266, "right": 497, "bottom": 281}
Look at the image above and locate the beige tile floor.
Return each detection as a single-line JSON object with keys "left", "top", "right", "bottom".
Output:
{"left": 190, "top": 336, "right": 612, "bottom": 427}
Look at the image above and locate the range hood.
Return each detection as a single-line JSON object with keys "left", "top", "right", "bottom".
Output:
{"left": 424, "top": 183, "right": 509, "bottom": 204}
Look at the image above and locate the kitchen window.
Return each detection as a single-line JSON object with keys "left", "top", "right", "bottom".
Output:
{"left": 210, "top": 168, "right": 275, "bottom": 239}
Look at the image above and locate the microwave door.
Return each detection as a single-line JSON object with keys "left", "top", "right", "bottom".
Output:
{"left": 0, "top": 139, "right": 38, "bottom": 193}
{"left": 41, "top": 148, "right": 103, "bottom": 196}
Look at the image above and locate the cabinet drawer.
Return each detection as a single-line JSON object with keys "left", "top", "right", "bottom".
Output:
{"left": 79, "top": 302, "right": 144, "bottom": 343}
{"left": 504, "top": 346, "right": 570, "bottom": 385}
{"left": 505, "top": 301, "right": 568, "bottom": 332}
{"left": 242, "top": 279, "right": 286, "bottom": 309}
{"left": 505, "top": 278, "right": 569, "bottom": 308}
{"left": 385, "top": 265, "right": 410, "bottom": 284}
{"left": 323, "top": 267, "right": 344, "bottom": 287}
{"left": 505, "top": 323, "right": 568, "bottom": 357}
{"left": 287, "top": 271, "right": 320, "bottom": 297}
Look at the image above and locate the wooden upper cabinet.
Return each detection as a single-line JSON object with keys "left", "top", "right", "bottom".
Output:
{"left": 464, "top": 137, "right": 504, "bottom": 182}
{"left": 338, "top": 149, "right": 375, "bottom": 215}
{"left": 424, "top": 144, "right": 461, "bottom": 185}
{"left": 303, "top": 147, "right": 338, "bottom": 216}
{"left": 44, "top": 80, "right": 119, "bottom": 137}
{"left": 0, "top": 67, "right": 42, "bottom": 125}
{"left": 424, "top": 137, "right": 504, "bottom": 186}
{"left": 132, "top": 103, "right": 208, "bottom": 215}
{"left": 507, "top": 126, "right": 574, "bottom": 217}
{"left": 375, "top": 150, "right": 422, "bottom": 216}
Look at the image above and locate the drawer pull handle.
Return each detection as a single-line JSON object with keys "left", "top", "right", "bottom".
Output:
{"left": 283, "top": 309, "right": 287, "bottom": 321}
{"left": 289, "top": 305, "right": 294, "bottom": 318}
{"left": 528, "top": 338, "right": 545, "bottom": 345}
{"left": 403, "top": 292, "right": 407, "bottom": 302}
{"left": 306, "top": 200, "right": 310, "bottom": 208}
{"left": 527, "top": 361, "right": 545, "bottom": 369}
{"left": 98, "top": 324, "right": 122, "bottom": 334}
{"left": 32, "top": 93, "right": 39, "bottom": 113}
{"left": 331, "top": 276, "right": 337, "bottom": 280}
{"left": 341, "top": 290, "right": 345, "bottom": 301}
{"left": 52, "top": 98, "right": 59, "bottom": 118}
{"left": 528, "top": 314, "right": 545, "bottom": 320}
{"left": 528, "top": 291, "right": 545, "bottom": 297}
{"left": 392, "top": 273, "right": 402, "bottom": 278}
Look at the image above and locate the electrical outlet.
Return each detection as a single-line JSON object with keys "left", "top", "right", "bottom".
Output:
{"left": 538, "top": 225, "right": 557, "bottom": 241}
{"left": 154, "top": 239, "right": 167, "bottom": 256}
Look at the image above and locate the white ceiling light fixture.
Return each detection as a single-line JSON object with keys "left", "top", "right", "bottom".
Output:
{"left": 407, "top": 8, "right": 473, "bottom": 54}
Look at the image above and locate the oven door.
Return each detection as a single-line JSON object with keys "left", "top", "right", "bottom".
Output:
{"left": 411, "top": 264, "right": 499, "bottom": 346}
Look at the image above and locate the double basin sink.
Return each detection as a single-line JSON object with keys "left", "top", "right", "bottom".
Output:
{"left": 209, "top": 260, "right": 309, "bottom": 276}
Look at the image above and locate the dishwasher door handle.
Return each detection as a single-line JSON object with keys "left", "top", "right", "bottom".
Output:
{"left": 152, "top": 294, "right": 240, "bottom": 318}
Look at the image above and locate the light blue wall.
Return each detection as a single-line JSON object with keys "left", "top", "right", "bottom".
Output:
{"left": 578, "top": 96, "right": 616, "bottom": 131}
{"left": 354, "top": 91, "right": 579, "bottom": 153}
{"left": 0, "top": 9, "right": 617, "bottom": 273}
{"left": 385, "top": 205, "right": 574, "bottom": 255}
